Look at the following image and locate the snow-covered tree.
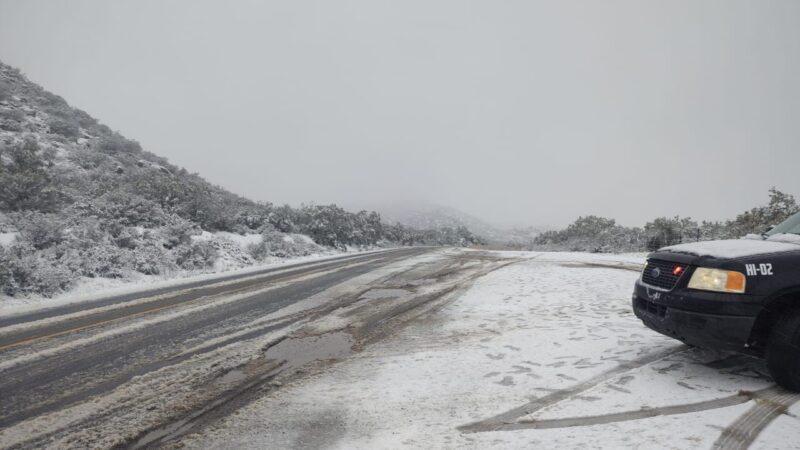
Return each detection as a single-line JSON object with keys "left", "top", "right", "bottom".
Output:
{"left": 725, "top": 188, "right": 799, "bottom": 237}
{"left": 0, "top": 139, "right": 62, "bottom": 212}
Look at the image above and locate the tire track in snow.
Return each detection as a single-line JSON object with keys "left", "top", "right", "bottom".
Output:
{"left": 711, "top": 387, "right": 800, "bottom": 450}
{"left": 496, "top": 389, "right": 764, "bottom": 431}
{"left": 458, "top": 344, "right": 689, "bottom": 433}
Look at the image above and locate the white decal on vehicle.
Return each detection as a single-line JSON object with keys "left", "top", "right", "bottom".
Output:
{"left": 645, "top": 286, "right": 661, "bottom": 300}
{"left": 745, "top": 263, "right": 773, "bottom": 276}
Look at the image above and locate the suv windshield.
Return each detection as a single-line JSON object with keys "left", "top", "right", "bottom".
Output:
{"left": 766, "top": 211, "right": 800, "bottom": 236}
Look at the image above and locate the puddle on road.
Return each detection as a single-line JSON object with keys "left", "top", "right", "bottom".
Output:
{"left": 217, "top": 368, "right": 247, "bottom": 386}
{"left": 359, "top": 288, "right": 411, "bottom": 301}
{"left": 264, "top": 331, "right": 354, "bottom": 369}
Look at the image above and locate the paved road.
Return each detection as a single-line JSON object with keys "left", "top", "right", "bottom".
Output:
{"left": 0, "top": 247, "right": 430, "bottom": 435}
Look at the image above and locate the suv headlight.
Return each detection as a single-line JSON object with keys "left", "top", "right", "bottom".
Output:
{"left": 687, "top": 268, "right": 746, "bottom": 294}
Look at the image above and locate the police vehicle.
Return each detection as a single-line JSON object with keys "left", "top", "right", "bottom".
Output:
{"left": 633, "top": 212, "right": 800, "bottom": 391}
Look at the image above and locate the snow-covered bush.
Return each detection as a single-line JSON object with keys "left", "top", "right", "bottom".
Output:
{"left": 0, "top": 107, "right": 25, "bottom": 132}
{"left": 133, "top": 244, "right": 168, "bottom": 275}
{"left": 175, "top": 240, "right": 218, "bottom": 270}
{"left": 247, "top": 229, "right": 320, "bottom": 260}
{"left": 0, "top": 246, "right": 15, "bottom": 294}
{"left": 0, "top": 244, "right": 74, "bottom": 296}
{"left": 0, "top": 118, "right": 22, "bottom": 132}
{"left": 15, "top": 212, "right": 65, "bottom": 250}
{"left": 161, "top": 222, "right": 195, "bottom": 249}
{"left": 0, "top": 79, "right": 11, "bottom": 101}
{"left": 69, "top": 146, "right": 111, "bottom": 171}
{"left": 0, "top": 139, "right": 62, "bottom": 212}
{"left": 0, "top": 107, "right": 24, "bottom": 121}
{"left": 94, "top": 192, "right": 168, "bottom": 227}
{"left": 62, "top": 216, "right": 106, "bottom": 250}
{"left": 47, "top": 117, "right": 81, "bottom": 139}
{"left": 112, "top": 226, "right": 142, "bottom": 250}
{"left": 97, "top": 134, "right": 142, "bottom": 154}
{"left": 74, "top": 244, "right": 132, "bottom": 279}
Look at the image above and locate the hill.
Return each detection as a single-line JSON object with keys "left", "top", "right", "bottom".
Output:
{"left": 0, "top": 62, "right": 480, "bottom": 297}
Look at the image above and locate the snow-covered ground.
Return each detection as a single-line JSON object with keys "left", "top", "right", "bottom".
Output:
{"left": 186, "top": 251, "right": 800, "bottom": 450}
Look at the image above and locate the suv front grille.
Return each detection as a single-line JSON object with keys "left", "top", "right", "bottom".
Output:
{"left": 641, "top": 259, "right": 686, "bottom": 290}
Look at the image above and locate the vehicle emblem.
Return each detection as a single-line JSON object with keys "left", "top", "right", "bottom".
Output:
{"left": 651, "top": 267, "right": 661, "bottom": 279}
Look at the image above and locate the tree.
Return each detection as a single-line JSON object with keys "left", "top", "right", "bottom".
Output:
{"left": 644, "top": 216, "right": 698, "bottom": 251}
{"left": 0, "top": 139, "right": 61, "bottom": 212}
{"left": 726, "top": 188, "right": 800, "bottom": 237}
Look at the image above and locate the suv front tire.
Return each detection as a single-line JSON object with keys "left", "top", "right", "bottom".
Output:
{"left": 767, "top": 310, "right": 800, "bottom": 391}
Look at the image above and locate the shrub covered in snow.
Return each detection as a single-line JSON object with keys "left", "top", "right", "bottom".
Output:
{"left": 47, "top": 117, "right": 81, "bottom": 139}
{"left": 133, "top": 244, "right": 168, "bottom": 275}
{"left": 0, "top": 243, "right": 74, "bottom": 296}
{"left": 97, "top": 134, "right": 143, "bottom": 155}
{"left": 248, "top": 229, "right": 322, "bottom": 260}
{"left": 161, "top": 222, "right": 195, "bottom": 250}
{"left": 16, "top": 212, "right": 65, "bottom": 250}
{"left": 175, "top": 241, "right": 218, "bottom": 270}
{"left": 0, "top": 79, "right": 11, "bottom": 101}
{"left": 94, "top": 191, "right": 168, "bottom": 227}
{"left": 0, "top": 139, "right": 62, "bottom": 212}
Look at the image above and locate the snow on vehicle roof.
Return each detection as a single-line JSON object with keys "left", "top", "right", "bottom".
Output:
{"left": 661, "top": 238, "right": 800, "bottom": 259}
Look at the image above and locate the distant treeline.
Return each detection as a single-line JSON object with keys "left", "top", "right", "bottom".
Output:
{"left": 527, "top": 188, "right": 798, "bottom": 253}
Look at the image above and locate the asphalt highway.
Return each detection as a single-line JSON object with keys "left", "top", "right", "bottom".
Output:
{"left": 0, "top": 247, "right": 430, "bottom": 432}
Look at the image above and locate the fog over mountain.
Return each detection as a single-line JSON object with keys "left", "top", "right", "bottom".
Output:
{"left": 2, "top": 1, "right": 799, "bottom": 228}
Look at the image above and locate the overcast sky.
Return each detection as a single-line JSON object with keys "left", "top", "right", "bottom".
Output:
{"left": 1, "top": 1, "right": 799, "bottom": 227}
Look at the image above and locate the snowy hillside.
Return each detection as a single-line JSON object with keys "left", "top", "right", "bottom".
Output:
{"left": 0, "top": 62, "right": 480, "bottom": 298}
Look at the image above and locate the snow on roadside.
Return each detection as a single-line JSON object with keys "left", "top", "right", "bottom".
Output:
{"left": 0, "top": 247, "right": 387, "bottom": 318}
{"left": 185, "top": 252, "right": 798, "bottom": 450}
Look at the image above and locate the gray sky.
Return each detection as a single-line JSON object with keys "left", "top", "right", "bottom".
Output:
{"left": 1, "top": 0, "right": 799, "bottom": 227}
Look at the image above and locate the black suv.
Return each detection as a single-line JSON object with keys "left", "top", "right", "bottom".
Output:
{"left": 633, "top": 212, "right": 800, "bottom": 391}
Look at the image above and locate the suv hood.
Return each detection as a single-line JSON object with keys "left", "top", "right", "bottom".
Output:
{"left": 661, "top": 236, "right": 800, "bottom": 260}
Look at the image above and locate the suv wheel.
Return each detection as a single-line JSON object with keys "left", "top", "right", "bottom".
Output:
{"left": 767, "top": 310, "right": 800, "bottom": 391}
